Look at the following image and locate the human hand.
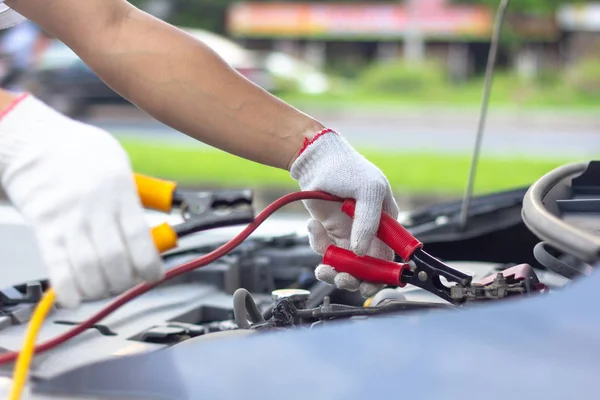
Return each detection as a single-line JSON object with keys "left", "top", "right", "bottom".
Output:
{"left": 0, "top": 94, "right": 163, "bottom": 308}
{"left": 290, "top": 129, "right": 399, "bottom": 298}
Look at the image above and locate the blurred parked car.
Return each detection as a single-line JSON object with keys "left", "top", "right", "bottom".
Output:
{"left": 24, "top": 39, "right": 126, "bottom": 117}
{"left": 260, "top": 51, "right": 330, "bottom": 95}
{"left": 24, "top": 27, "right": 274, "bottom": 117}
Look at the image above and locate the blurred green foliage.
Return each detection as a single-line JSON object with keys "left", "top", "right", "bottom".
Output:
{"left": 279, "top": 60, "right": 600, "bottom": 110}
{"left": 129, "top": 0, "right": 229, "bottom": 32}
{"left": 567, "top": 58, "right": 600, "bottom": 99}
{"left": 456, "top": 0, "right": 584, "bottom": 14}
{"left": 358, "top": 60, "right": 447, "bottom": 95}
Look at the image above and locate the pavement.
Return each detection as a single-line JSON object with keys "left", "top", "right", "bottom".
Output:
{"left": 83, "top": 104, "right": 600, "bottom": 158}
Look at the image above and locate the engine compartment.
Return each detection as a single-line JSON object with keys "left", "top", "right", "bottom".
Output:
{"left": 0, "top": 161, "right": 598, "bottom": 399}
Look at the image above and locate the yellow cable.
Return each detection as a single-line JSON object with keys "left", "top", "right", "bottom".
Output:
{"left": 8, "top": 288, "right": 56, "bottom": 400}
{"left": 8, "top": 174, "right": 179, "bottom": 399}
{"left": 7, "top": 220, "right": 177, "bottom": 400}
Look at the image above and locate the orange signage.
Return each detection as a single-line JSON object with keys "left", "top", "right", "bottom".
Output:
{"left": 227, "top": 2, "right": 494, "bottom": 39}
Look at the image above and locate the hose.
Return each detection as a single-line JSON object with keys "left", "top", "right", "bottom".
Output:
{"left": 296, "top": 303, "right": 417, "bottom": 319}
{"left": 0, "top": 191, "right": 341, "bottom": 367}
{"left": 232, "top": 288, "right": 265, "bottom": 329}
{"left": 533, "top": 242, "right": 587, "bottom": 280}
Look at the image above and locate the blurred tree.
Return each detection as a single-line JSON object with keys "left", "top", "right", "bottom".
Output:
{"left": 455, "top": 0, "right": 584, "bottom": 14}
{"left": 131, "top": 0, "right": 256, "bottom": 33}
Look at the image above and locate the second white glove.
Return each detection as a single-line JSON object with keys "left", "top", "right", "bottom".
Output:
{"left": 0, "top": 94, "right": 163, "bottom": 308}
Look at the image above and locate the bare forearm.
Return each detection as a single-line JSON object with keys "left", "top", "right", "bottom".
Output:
{"left": 6, "top": 1, "right": 324, "bottom": 170}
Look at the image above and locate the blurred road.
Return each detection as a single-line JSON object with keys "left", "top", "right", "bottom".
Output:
{"left": 83, "top": 105, "right": 600, "bottom": 158}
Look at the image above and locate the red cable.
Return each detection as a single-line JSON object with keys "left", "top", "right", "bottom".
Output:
{"left": 0, "top": 191, "right": 342, "bottom": 365}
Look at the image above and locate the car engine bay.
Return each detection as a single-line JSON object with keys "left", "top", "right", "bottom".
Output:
{"left": 0, "top": 160, "right": 597, "bottom": 399}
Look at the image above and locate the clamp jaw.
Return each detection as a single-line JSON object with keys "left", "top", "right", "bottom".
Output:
{"left": 323, "top": 200, "right": 544, "bottom": 305}
{"left": 134, "top": 174, "right": 254, "bottom": 253}
{"left": 171, "top": 189, "right": 254, "bottom": 237}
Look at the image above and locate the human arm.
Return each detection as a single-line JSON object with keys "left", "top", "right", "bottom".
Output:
{"left": 5, "top": 0, "right": 324, "bottom": 170}
{"left": 2, "top": 0, "right": 400, "bottom": 297}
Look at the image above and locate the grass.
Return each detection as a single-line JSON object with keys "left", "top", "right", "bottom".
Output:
{"left": 119, "top": 138, "right": 586, "bottom": 196}
{"left": 278, "top": 72, "right": 600, "bottom": 112}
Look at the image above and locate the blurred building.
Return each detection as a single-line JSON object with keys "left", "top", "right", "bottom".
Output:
{"left": 226, "top": 0, "right": 559, "bottom": 78}
{"left": 558, "top": 3, "right": 600, "bottom": 64}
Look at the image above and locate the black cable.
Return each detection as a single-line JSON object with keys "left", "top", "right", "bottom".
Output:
{"left": 232, "top": 288, "right": 265, "bottom": 329}
{"left": 296, "top": 303, "right": 434, "bottom": 320}
{"left": 261, "top": 307, "right": 273, "bottom": 321}
{"left": 533, "top": 242, "right": 587, "bottom": 280}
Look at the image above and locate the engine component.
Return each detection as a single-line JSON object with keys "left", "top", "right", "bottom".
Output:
{"left": 175, "top": 329, "right": 258, "bottom": 344}
{"left": 235, "top": 289, "right": 454, "bottom": 330}
{"left": 139, "top": 322, "right": 207, "bottom": 344}
{"left": 452, "top": 274, "right": 529, "bottom": 301}
{"left": 0, "top": 282, "right": 44, "bottom": 307}
{"left": 368, "top": 289, "right": 407, "bottom": 307}
{"left": 533, "top": 242, "right": 591, "bottom": 280}
{"left": 232, "top": 288, "right": 266, "bottom": 329}
{"left": 271, "top": 289, "right": 311, "bottom": 304}
{"left": 271, "top": 296, "right": 446, "bottom": 327}
{"left": 404, "top": 187, "right": 544, "bottom": 268}
{"left": 522, "top": 161, "right": 600, "bottom": 265}
{"left": 451, "top": 264, "right": 547, "bottom": 301}
{"left": 166, "top": 234, "right": 322, "bottom": 295}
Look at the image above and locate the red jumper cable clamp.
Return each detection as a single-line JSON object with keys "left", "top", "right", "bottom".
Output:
{"left": 322, "top": 199, "right": 473, "bottom": 305}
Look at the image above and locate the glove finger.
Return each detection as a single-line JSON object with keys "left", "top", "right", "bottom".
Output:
{"left": 65, "top": 227, "right": 109, "bottom": 300}
{"left": 307, "top": 219, "right": 335, "bottom": 255}
{"left": 351, "top": 187, "right": 386, "bottom": 256}
{"left": 303, "top": 199, "right": 343, "bottom": 223}
{"left": 359, "top": 282, "right": 385, "bottom": 298}
{"left": 315, "top": 264, "right": 337, "bottom": 285}
{"left": 317, "top": 265, "right": 373, "bottom": 295}
{"left": 360, "top": 238, "right": 391, "bottom": 297}
{"left": 382, "top": 191, "right": 400, "bottom": 219}
{"left": 37, "top": 231, "right": 80, "bottom": 308}
{"left": 366, "top": 236, "right": 395, "bottom": 262}
{"left": 88, "top": 210, "right": 135, "bottom": 295}
{"left": 334, "top": 272, "right": 360, "bottom": 292}
{"left": 118, "top": 195, "right": 164, "bottom": 283}
{"left": 305, "top": 201, "right": 354, "bottom": 242}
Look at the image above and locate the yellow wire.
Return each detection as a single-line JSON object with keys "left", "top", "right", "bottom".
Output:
{"left": 8, "top": 288, "right": 56, "bottom": 400}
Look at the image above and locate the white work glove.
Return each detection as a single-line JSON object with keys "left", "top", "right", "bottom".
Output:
{"left": 290, "top": 129, "right": 399, "bottom": 298}
{"left": 0, "top": 94, "right": 163, "bottom": 308}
